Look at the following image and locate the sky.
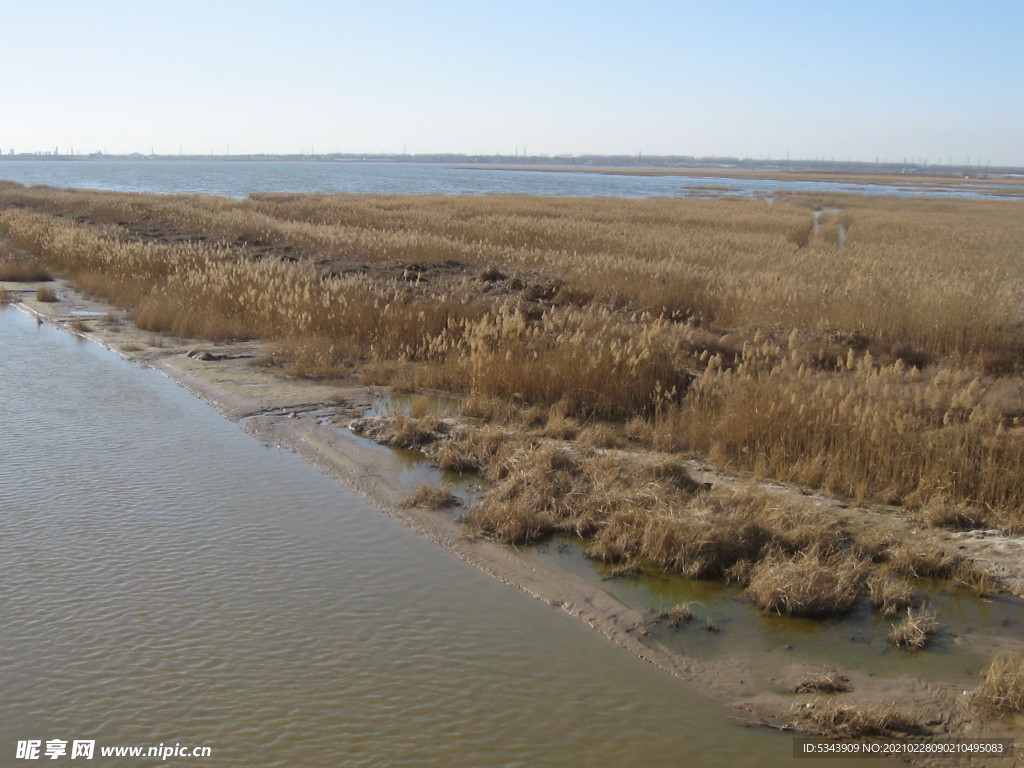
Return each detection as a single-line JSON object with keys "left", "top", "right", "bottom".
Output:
{"left": 2, "top": 0, "right": 1023, "bottom": 166}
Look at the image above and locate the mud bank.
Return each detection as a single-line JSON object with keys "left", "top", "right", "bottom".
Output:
{"left": 6, "top": 279, "right": 1022, "bottom": 764}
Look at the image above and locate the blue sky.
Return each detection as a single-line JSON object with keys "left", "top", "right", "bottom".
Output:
{"left": 3, "top": 0, "right": 1022, "bottom": 165}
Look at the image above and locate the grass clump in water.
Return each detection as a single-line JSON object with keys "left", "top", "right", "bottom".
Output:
{"left": 745, "top": 547, "right": 867, "bottom": 618}
{"left": 656, "top": 602, "right": 695, "bottom": 629}
{"left": 887, "top": 605, "right": 939, "bottom": 650}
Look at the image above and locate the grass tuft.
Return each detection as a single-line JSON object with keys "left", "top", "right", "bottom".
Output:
{"left": 745, "top": 548, "right": 867, "bottom": 617}
{"left": 972, "top": 653, "right": 1024, "bottom": 713}
{"left": 656, "top": 602, "right": 695, "bottom": 629}
{"left": 793, "top": 670, "right": 852, "bottom": 694}
{"left": 401, "top": 482, "right": 459, "bottom": 510}
{"left": 888, "top": 605, "right": 939, "bottom": 649}
{"left": 799, "top": 700, "right": 921, "bottom": 738}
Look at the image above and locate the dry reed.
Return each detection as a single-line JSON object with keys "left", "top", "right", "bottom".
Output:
{"left": 972, "top": 653, "right": 1024, "bottom": 713}
{"left": 3, "top": 185, "right": 1024, "bottom": 525}
{"left": 793, "top": 670, "right": 852, "bottom": 694}
{"left": 401, "top": 483, "right": 459, "bottom": 510}
{"left": 888, "top": 606, "right": 939, "bottom": 650}
{"left": 799, "top": 700, "right": 920, "bottom": 738}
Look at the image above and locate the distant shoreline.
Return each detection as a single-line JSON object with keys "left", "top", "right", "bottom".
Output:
{"left": 2, "top": 153, "right": 1021, "bottom": 179}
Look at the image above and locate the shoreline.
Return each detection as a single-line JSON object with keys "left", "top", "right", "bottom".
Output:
{"left": 7, "top": 279, "right": 1022, "bottom": 762}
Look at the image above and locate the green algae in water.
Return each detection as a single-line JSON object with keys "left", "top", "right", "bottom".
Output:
{"left": 531, "top": 535, "right": 1024, "bottom": 687}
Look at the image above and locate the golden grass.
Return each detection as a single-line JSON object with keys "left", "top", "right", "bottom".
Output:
{"left": 657, "top": 602, "right": 695, "bottom": 629}
{"left": 867, "top": 573, "right": 919, "bottom": 617}
{"left": 972, "top": 653, "right": 1024, "bottom": 713}
{"left": 745, "top": 547, "right": 867, "bottom": 617}
{"left": 35, "top": 284, "right": 57, "bottom": 302}
{"left": 3, "top": 184, "right": 1024, "bottom": 524}
{"left": 888, "top": 605, "right": 939, "bottom": 649}
{"left": 799, "top": 700, "right": 920, "bottom": 738}
{"left": 0, "top": 259, "right": 52, "bottom": 282}
{"left": 401, "top": 482, "right": 458, "bottom": 510}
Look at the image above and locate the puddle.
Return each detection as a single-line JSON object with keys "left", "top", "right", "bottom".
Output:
{"left": 364, "top": 391, "right": 462, "bottom": 418}
{"left": 343, "top": 426, "right": 483, "bottom": 508}
{"left": 531, "top": 535, "right": 1024, "bottom": 686}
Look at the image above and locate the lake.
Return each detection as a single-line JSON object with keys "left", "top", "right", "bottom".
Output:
{"left": 0, "top": 158, "right": 1014, "bottom": 200}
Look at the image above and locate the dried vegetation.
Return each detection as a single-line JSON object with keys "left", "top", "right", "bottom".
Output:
{"left": 798, "top": 700, "right": 921, "bottom": 738}
{"left": 972, "top": 653, "right": 1024, "bottom": 714}
{"left": 2, "top": 184, "right": 1023, "bottom": 615}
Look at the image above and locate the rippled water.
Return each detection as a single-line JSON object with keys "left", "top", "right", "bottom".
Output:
{"left": 1, "top": 306, "right": 821, "bottom": 767}
{"left": 0, "top": 158, "right": 1014, "bottom": 199}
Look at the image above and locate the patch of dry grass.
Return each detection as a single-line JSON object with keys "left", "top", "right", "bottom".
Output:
{"left": 888, "top": 605, "right": 939, "bottom": 649}
{"left": 3, "top": 185, "right": 1024, "bottom": 527}
{"left": 798, "top": 700, "right": 921, "bottom": 738}
{"left": 0, "top": 241, "right": 53, "bottom": 282}
{"left": 401, "top": 482, "right": 459, "bottom": 510}
{"left": 867, "top": 572, "right": 920, "bottom": 617}
{"left": 745, "top": 547, "right": 868, "bottom": 617}
{"left": 35, "top": 285, "right": 57, "bottom": 302}
{"left": 656, "top": 602, "right": 695, "bottom": 629}
{"left": 972, "top": 653, "right": 1024, "bottom": 713}
{"left": 793, "top": 670, "right": 852, "bottom": 694}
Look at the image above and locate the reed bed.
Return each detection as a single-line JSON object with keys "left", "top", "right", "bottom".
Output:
{"left": 352, "top": 414, "right": 975, "bottom": 617}
{"left": 2, "top": 184, "right": 1024, "bottom": 524}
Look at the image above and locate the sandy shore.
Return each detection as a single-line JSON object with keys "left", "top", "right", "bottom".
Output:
{"left": 7, "top": 279, "right": 1023, "bottom": 764}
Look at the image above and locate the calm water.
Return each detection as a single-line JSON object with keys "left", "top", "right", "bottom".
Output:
{"left": 0, "top": 158, "right": 1015, "bottom": 199}
{"left": 0, "top": 305, "right": 814, "bottom": 767}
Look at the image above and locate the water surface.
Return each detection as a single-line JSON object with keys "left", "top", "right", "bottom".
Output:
{"left": 0, "top": 158, "right": 1016, "bottom": 200}
{"left": 1, "top": 306, "right": 817, "bottom": 767}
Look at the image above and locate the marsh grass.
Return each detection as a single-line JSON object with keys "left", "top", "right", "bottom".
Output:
{"left": 401, "top": 482, "right": 459, "bottom": 510}
{"left": 0, "top": 241, "right": 53, "bottom": 282}
{"left": 799, "top": 700, "right": 921, "bottom": 738}
{"left": 0, "top": 259, "right": 53, "bottom": 282}
{"left": 888, "top": 605, "right": 939, "bottom": 649}
{"left": 745, "top": 547, "right": 868, "bottom": 617}
{"left": 35, "top": 285, "right": 57, "bottom": 302}
{"left": 972, "top": 653, "right": 1024, "bottom": 714}
{"left": 793, "top": 670, "right": 852, "bottom": 694}
{"left": 3, "top": 186, "right": 1024, "bottom": 524}
{"left": 656, "top": 602, "right": 695, "bottom": 629}
{"left": 867, "top": 573, "right": 920, "bottom": 617}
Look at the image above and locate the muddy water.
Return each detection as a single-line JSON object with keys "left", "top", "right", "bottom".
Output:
{"left": 535, "top": 537, "right": 1024, "bottom": 687}
{"left": 0, "top": 305, "right": 826, "bottom": 767}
